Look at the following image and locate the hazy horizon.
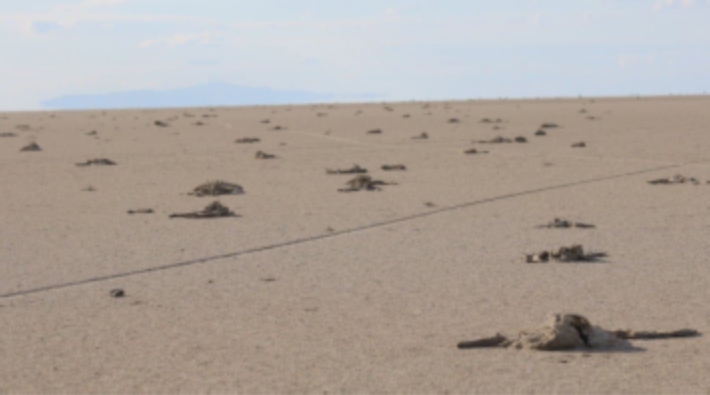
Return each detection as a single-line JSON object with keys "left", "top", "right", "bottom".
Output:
{"left": 2, "top": 0, "right": 710, "bottom": 111}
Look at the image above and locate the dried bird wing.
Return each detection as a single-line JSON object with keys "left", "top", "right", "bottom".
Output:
{"left": 326, "top": 165, "right": 368, "bottom": 175}
{"left": 338, "top": 175, "right": 393, "bottom": 192}
{"left": 381, "top": 164, "right": 406, "bottom": 171}
{"left": 127, "top": 209, "right": 154, "bottom": 214}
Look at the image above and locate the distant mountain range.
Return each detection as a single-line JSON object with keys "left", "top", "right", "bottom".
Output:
{"left": 41, "top": 82, "right": 350, "bottom": 110}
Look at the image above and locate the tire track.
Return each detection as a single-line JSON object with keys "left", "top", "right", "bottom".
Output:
{"left": 0, "top": 162, "right": 688, "bottom": 299}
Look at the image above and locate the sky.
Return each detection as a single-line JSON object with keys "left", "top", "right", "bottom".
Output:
{"left": 1, "top": 0, "right": 710, "bottom": 110}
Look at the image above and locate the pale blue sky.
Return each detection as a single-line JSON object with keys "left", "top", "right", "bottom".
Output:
{"left": 2, "top": 0, "right": 709, "bottom": 110}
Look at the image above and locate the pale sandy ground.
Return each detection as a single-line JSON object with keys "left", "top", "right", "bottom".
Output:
{"left": 1, "top": 96, "right": 709, "bottom": 394}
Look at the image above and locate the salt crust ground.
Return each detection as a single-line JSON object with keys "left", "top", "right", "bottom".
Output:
{"left": 1, "top": 96, "right": 709, "bottom": 393}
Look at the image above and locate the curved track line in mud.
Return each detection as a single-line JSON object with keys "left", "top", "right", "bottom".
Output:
{"left": 0, "top": 162, "right": 689, "bottom": 299}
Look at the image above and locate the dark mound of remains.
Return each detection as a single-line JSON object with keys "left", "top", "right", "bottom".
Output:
{"left": 457, "top": 313, "right": 699, "bottom": 351}
{"left": 536, "top": 218, "right": 595, "bottom": 229}
{"left": 514, "top": 136, "right": 528, "bottom": 143}
{"left": 154, "top": 120, "right": 169, "bottom": 127}
{"left": 524, "top": 244, "right": 607, "bottom": 263}
{"left": 189, "top": 181, "right": 245, "bottom": 197}
{"left": 534, "top": 129, "right": 546, "bottom": 136}
{"left": 20, "top": 142, "right": 41, "bottom": 152}
{"left": 169, "top": 201, "right": 237, "bottom": 219}
{"left": 571, "top": 141, "right": 586, "bottom": 148}
{"left": 0, "top": 132, "right": 17, "bottom": 137}
{"left": 412, "top": 132, "right": 429, "bottom": 140}
{"left": 477, "top": 136, "right": 512, "bottom": 144}
{"left": 381, "top": 164, "right": 406, "bottom": 171}
{"left": 540, "top": 122, "right": 559, "bottom": 128}
{"left": 648, "top": 174, "right": 700, "bottom": 185}
{"left": 480, "top": 118, "right": 503, "bottom": 124}
{"left": 235, "top": 137, "right": 260, "bottom": 144}
{"left": 448, "top": 118, "right": 460, "bottom": 123}
{"left": 338, "top": 175, "right": 394, "bottom": 192}
{"left": 326, "top": 164, "right": 367, "bottom": 175}
{"left": 367, "top": 129, "right": 382, "bottom": 134}
{"left": 76, "top": 158, "right": 117, "bottom": 166}
{"left": 127, "top": 208, "right": 154, "bottom": 214}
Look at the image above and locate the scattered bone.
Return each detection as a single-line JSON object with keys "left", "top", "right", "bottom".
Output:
{"left": 169, "top": 201, "right": 237, "bottom": 219}
{"left": 127, "top": 208, "right": 154, "bottom": 214}
{"left": 457, "top": 334, "right": 509, "bottom": 349}
{"left": 477, "top": 136, "right": 512, "bottom": 144}
{"left": 189, "top": 181, "right": 245, "bottom": 197}
{"left": 0, "top": 132, "right": 17, "bottom": 137}
{"left": 537, "top": 218, "right": 595, "bottom": 229}
{"left": 534, "top": 129, "right": 546, "bottom": 136}
{"left": 412, "top": 132, "right": 429, "bottom": 140}
{"left": 457, "top": 313, "right": 699, "bottom": 351}
{"left": 514, "top": 136, "right": 528, "bottom": 143}
{"left": 338, "top": 175, "right": 394, "bottom": 192}
{"left": 76, "top": 158, "right": 117, "bottom": 167}
{"left": 326, "top": 164, "right": 367, "bottom": 175}
{"left": 524, "top": 245, "right": 607, "bottom": 263}
{"left": 464, "top": 148, "right": 489, "bottom": 155}
{"left": 235, "top": 137, "right": 260, "bottom": 144}
{"left": 648, "top": 174, "right": 700, "bottom": 185}
{"left": 154, "top": 120, "right": 169, "bottom": 127}
{"left": 255, "top": 151, "right": 276, "bottom": 159}
{"left": 571, "top": 141, "right": 586, "bottom": 148}
{"left": 20, "top": 142, "right": 41, "bottom": 151}
{"left": 540, "top": 122, "right": 559, "bottom": 128}
{"left": 367, "top": 129, "right": 382, "bottom": 134}
{"left": 381, "top": 164, "right": 406, "bottom": 171}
